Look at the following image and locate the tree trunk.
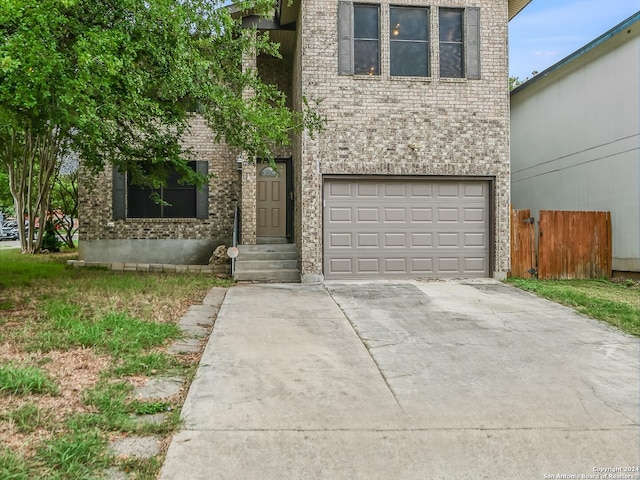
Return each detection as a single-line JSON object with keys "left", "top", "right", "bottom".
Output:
{"left": 3, "top": 126, "right": 61, "bottom": 254}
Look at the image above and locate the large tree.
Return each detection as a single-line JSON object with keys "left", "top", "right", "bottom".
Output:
{"left": 0, "top": 0, "right": 322, "bottom": 253}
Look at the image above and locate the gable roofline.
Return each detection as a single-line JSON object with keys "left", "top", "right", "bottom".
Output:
{"left": 511, "top": 10, "right": 640, "bottom": 96}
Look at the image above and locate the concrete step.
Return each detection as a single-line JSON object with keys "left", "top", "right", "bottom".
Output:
{"left": 237, "top": 244, "right": 296, "bottom": 253}
{"left": 234, "top": 243, "right": 300, "bottom": 283}
{"left": 234, "top": 259, "right": 299, "bottom": 271}
{"left": 234, "top": 269, "right": 300, "bottom": 283}
{"left": 257, "top": 236, "right": 288, "bottom": 244}
{"left": 236, "top": 250, "right": 297, "bottom": 261}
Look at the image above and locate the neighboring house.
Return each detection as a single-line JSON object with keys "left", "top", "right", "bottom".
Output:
{"left": 511, "top": 12, "right": 640, "bottom": 275}
{"left": 79, "top": 0, "right": 530, "bottom": 282}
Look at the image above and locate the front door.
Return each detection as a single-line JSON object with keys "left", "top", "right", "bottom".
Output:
{"left": 256, "top": 163, "right": 286, "bottom": 237}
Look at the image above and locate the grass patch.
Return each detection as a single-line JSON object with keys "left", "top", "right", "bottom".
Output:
{"left": 0, "top": 404, "right": 54, "bottom": 434}
{"left": 0, "top": 300, "right": 15, "bottom": 310}
{"left": 129, "top": 400, "right": 171, "bottom": 415}
{"left": 30, "top": 301, "right": 181, "bottom": 356}
{"left": 0, "top": 363, "right": 58, "bottom": 396}
{"left": 112, "top": 352, "right": 179, "bottom": 377}
{"left": 84, "top": 380, "right": 132, "bottom": 417}
{"left": 116, "top": 457, "right": 164, "bottom": 480}
{"left": 0, "top": 249, "right": 229, "bottom": 478}
{"left": 0, "top": 250, "right": 74, "bottom": 288}
{"left": 78, "top": 380, "right": 179, "bottom": 433}
{"left": 506, "top": 278, "right": 640, "bottom": 336}
{"left": 0, "top": 448, "right": 30, "bottom": 480}
{"left": 36, "top": 429, "right": 111, "bottom": 480}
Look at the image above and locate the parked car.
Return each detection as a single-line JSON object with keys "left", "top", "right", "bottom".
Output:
{"left": 0, "top": 223, "right": 18, "bottom": 241}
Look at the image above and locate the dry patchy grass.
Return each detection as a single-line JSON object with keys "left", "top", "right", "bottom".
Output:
{"left": 0, "top": 249, "right": 231, "bottom": 478}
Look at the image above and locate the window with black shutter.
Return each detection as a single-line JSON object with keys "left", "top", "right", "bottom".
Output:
{"left": 112, "top": 161, "right": 209, "bottom": 220}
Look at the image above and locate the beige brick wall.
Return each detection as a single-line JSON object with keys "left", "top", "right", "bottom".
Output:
{"left": 79, "top": 115, "right": 241, "bottom": 262}
{"left": 295, "top": 0, "right": 511, "bottom": 280}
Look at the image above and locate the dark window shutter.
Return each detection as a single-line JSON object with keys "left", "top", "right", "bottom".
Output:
{"left": 465, "top": 7, "right": 481, "bottom": 79}
{"left": 338, "top": 1, "right": 354, "bottom": 75}
{"left": 112, "top": 167, "right": 126, "bottom": 219}
{"left": 195, "top": 161, "right": 209, "bottom": 219}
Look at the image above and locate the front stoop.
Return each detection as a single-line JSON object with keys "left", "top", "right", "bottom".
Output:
{"left": 234, "top": 244, "right": 300, "bottom": 283}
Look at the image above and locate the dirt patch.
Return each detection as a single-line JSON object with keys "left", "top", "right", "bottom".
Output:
{"left": 0, "top": 347, "right": 111, "bottom": 453}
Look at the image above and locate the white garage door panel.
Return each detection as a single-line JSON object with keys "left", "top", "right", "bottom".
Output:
{"left": 324, "top": 178, "right": 490, "bottom": 278}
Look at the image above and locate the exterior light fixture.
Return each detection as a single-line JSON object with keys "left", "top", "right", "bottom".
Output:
{"left": 236, "top": 154, "right": 243, "bottom": 171}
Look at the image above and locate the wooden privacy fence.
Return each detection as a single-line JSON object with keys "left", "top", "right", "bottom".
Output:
{"left": 510, "top": 208, "right": 536, "bottom": 278}
{"left": 511, "top": 209, "right": 612, "bottom": 279}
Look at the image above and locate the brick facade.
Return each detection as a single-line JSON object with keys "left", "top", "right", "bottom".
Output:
{"left": 80, "top": 0, "right": 511, "bottom": 277}
{"left": 293, "top": 0, "right": 511, "bottom": 280}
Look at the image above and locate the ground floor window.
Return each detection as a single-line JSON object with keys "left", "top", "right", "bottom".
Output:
{"left": 112, "top": 161, "right": 209, "bottom": 220}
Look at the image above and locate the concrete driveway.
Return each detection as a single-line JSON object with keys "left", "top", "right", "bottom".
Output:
{"left": 160, "top": 280, "right": 639, "bottom": 479}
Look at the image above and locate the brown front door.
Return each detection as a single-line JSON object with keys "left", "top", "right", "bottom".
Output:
{"left": 256, "top": 163, "right": 286, "bottom": 237}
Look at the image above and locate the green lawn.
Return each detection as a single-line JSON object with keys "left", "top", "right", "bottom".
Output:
{"left": 506, "top": 277, "right": 640, "bottom": 336}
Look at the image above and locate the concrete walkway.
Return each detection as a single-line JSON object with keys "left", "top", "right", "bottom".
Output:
{"left": 159, "top": 280, "right": 639, "bottom": 479}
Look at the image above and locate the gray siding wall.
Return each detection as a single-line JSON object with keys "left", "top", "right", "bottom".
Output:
{"left": 511, "top": 21, "right": 640, "bottom": 272}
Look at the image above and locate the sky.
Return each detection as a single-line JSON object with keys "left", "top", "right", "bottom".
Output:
{"left": 508, "top": 0, "right": 640, "bottom": 80}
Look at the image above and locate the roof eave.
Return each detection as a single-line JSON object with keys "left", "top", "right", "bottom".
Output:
{"left": 511, "top": 10, "right": 640, "bottom": 96}
{"left": 508, "top": 0, "right": 532, "bottom": 21}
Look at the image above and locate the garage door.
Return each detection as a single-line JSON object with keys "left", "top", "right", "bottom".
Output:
{"left": 323, "top": 178, "right": 490, "bottom": 279}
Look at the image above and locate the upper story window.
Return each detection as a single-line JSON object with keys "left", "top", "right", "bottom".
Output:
{"left": 439, "top": 8, "right": 463, "bottom": 78}
{"left": 353, "top": 5, "right": 380, "bottom": 75}
{"left": 390, "top": 7, "right": 429, "bottom": 77}
{"left": 112, "top": 161, "right": 209, "bottom": 220}
{"left": 338, "top": 2, "right": 480, "bottom": 80}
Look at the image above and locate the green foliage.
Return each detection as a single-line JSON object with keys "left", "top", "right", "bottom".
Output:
{"left": 509, "top": 76, "right": 523, "bottom": 90}
{"left": 506, "top": 278, "right": 640, "bottom": 336}
{"left": 0, "top": 171, "right": 13, "bottom": 215}
{"left": 0, "top": 0, "right": 324, "bottom": 198}
{"left": 50, "top": 169, "right": 79, "bottom": 249}
{"left": 41, "top": 220, "right": 62, "bottom": 252}
{"left": 0, "top": 363, "right": 59, "bottom": 396}
{"left": 509, "top": 71, "right": 539, "bottom": 90}
{"left": 36, "top": 429, "right": 111, "bottom": 480}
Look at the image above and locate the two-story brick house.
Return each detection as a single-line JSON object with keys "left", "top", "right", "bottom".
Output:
{"left": 79, "top": 0, "right": 530, "bottom": 282}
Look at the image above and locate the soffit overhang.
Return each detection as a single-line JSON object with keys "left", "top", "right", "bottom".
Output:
{"left": 276, "top": 0, "right": 533, "bottom": 25}
{"left": 508, "top": 0, "right": 533, "bottom": 21}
